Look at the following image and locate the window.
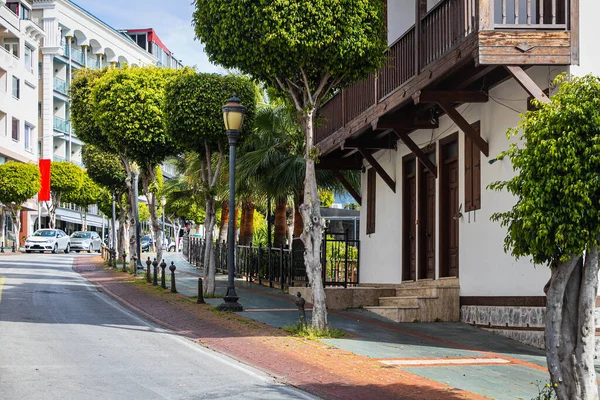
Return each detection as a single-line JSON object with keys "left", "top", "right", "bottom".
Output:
{"left": 12, "top": 76, "right": 19, "bottom": 99}
{"left": 4, "top": 40, "right": 19, "bottom": 58}
{"left": 21, "top": 6, "right": 30, "bottom": 20}
{"left": 465, "top": 121, "right": 481, "bottom": 211}
{"left": 38, "top": 102, "right": 42, "bottom": 118}
{"left": 6, "top": 2, "right": 19, "bottom": 16}
{"left": 24, "top": 124, "right": 33, "bottom": 151}
{"left": 24, "top": 46, "right": 33, "bottom": 73}
{"left": 366, "top": 168, "right": 376, "bottom": 234}
{"left": 0, "top": 112, "right": 6, "bottom": 136}
{"left": 11, "top": 118, "right": 19, "bottom": 141}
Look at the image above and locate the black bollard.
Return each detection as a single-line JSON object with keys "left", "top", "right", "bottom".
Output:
{"left": 197, "top": 278, "right": 205, "bottom": 304}
{"left": 169, "top": 262, "right": 177, "bottom": 293}
{"left": 152, "top": 258, "right": 159, "bottom": 286}
{"left": 160, "top": 259, "right": 167, "bottom": 289}
{"left": 295, "top": 292, "right": 307, "bottom": 325}
{"left": 1, "top": 241, "right": 4, "bottom": 253}
{"left": 121, "top": 252, "right": 127, "bottom": 272}
{"left": 146, "top": 257, "right": 152, "bottom": 283}
{"left": 131, "top": 255, "right": 138, "bottom": 275}
{"left": 12, "top": 241, "right": 16, "bottom": 253}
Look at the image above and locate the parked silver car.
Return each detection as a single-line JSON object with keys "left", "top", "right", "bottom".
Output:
{"left": 70, "top": 231, "right": 102, "bottom": 253}
{"left": 25, "top": 229, "right": 71, "bottom": 254}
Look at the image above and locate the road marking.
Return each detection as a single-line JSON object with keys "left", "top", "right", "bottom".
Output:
{"left": 0, "top": 276, "right": 5, "bottom": 302}
{"left": 380, "top": 357, "right": 511, "bottom": 367}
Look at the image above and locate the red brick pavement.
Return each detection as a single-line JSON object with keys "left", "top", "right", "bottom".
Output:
{"left": 73, "top": 256, "right": 488, "bottom": 400}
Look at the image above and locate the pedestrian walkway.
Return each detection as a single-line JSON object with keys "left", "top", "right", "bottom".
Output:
{"left": 152, "top": 252, "right": 575, "bottom": 400}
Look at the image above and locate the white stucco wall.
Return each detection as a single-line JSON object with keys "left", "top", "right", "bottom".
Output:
{"left": 387, "top": 0, "right": 415, "bottom": 45}
{"left": 570, "top": 0, "right": 600, "bottom": 77}
{"left": 359, "top": 66, "right": 567, "bottom": 297}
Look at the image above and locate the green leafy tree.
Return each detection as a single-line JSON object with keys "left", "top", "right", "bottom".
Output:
{"left": 164, "top": 71, "right": 256, "bottom": 296}
{"left": 490, "top": 75, "right": 600, "bottom": 400}
{"left": 63, "top": 172, "right": 101, "bottom": 231}
{"left": 319, "top": 190, "right": 334, "bottom": 208}
{"left": 0, "top": 162, "right": 40, "bottom": 245}
{"left": 47, "top": 162, "right": 83, "bottom": 229}
{"left": 138, "top": 203, "right": 150, "bottom": 225}
{"left": 193, "top": 1, "right": 386, "bottom": 329}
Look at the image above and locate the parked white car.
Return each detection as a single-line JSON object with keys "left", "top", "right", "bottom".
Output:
{"left": 25, "top": 229, "right": 70, "bottom": 254}
{"left": 70, "top": 231, "right": 102, "bottom": 253}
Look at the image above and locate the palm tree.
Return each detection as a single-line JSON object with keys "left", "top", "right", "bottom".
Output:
{"left": 238, "top": 102, "right": 359, "bottom": 248}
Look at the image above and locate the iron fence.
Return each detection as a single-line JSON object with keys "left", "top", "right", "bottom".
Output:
{"left": 181, "top": 229, "right": 359, "bottom": 290}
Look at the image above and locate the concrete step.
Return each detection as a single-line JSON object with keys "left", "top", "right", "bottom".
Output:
{"left": 364, "top": 305, "right": 420, "bottom": 322}
{"left": 395, "top": 287, "right": 438, "bottom": 297}
{"left": 379, "top": 296, "right": 438, "bottom": 307}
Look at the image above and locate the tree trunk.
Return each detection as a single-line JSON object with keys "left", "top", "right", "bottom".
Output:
{"left": 141, "top": 168, "right": 163, "bottom": 265}
{"left": 0, "top": 208, "right": 5, "bottom": 247}
{"left": 299, "top": 108, "right": 327, "bottom": 330}
{"left": 545, "top": 250, "right": 600, "bottom": 400}
{"left": 293, "top": 191, "right": 303, "bottom": 238}
{"left": 10, "top": 208, "right": 21, "bottom": 249}
{"left": 218, "top": 201, "right": 229, "bottom": 243}
{"left": 203, "top": 197, "right": 217, "bottom": 296}
{"left": 118, "top": 209, "right": 126, "bottom": 259}
{"left": 239, "top": 199, "right": 255, "bottom": 246}
{"left": 46, "top": 192, "right": 60, "bottom": 229}
{"left": 273, "top": 197, "right": 287, "bottom": 248}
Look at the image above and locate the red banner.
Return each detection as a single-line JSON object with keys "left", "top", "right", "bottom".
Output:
{"left": 38, "top": 159, "right": 51, "bottom": 202}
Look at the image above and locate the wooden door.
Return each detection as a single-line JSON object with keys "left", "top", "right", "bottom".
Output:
{"left": 440, "top": 137, "right": 459, "bottom": 277}
{"left": 403, "top": 158, "right": 417, "bottom": 281}
{"left": 419, "top": 151, "right": 436, "bottom": 280}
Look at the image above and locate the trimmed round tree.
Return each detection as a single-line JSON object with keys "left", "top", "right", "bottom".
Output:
{"left": 47, "top": 162, "right": 83, "bottom": 229}
{"left": 91, "top": 66, "right": 177, "bottom": 265}
{"left": 193, "top": 0, "right": 387, "bottom": 329}
{"left": 0, "top": 162, "right": 40, "bottom": 246}
{"left": 490, "top": 75, "right": 600, "bottom": 400}
{"left": 63, "top": 172, "right": 101, "bottom": 231}
{"left": 164, "top": 71, "right": 256, "bottom": 296}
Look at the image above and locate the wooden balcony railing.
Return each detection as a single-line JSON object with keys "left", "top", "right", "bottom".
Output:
{"left": 315, "top": 0, "right": 479, "bottom": 144}
{"left": 494, "top": 0, "right": 568, "bottom": 28}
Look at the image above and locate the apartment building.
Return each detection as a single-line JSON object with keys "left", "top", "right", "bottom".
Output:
{"left": 124, "top": 28, "right": 184, "bottom": 71}
{"left": 314, "top": 0, "right": 593, "bottom": 349}
{"left": 0, "top": 0, "right": 44, "bottom": 246}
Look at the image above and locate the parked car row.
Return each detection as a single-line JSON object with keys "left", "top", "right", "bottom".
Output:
{"left": 24, "top": 229, "right": 102, "bottom": 254}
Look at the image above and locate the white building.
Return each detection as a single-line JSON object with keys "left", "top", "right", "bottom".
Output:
{"left": 314, "top": 0, "right": 596, "bottom": 348}
{"left": 0, "top": 0, "right": 44, "bottom": 245}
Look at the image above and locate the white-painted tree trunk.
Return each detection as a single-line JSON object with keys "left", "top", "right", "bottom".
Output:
{"left": 141, "top": 168, "right": 163, "bottom": 266}
{"left": 299, "top": 108, "right": 328, "bottom": 330}
{"left": 9, "top": 208, "right": 21, "bottom": 249}
{"left": 203, "top": 197, "right": 217, "bottom": 295}
{"left": 545, "top": 248, "right": 600, "bottom": 400}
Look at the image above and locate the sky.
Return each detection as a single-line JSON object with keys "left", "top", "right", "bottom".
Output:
{"left": 72, "top": 0, "right": 224, "bottom": 73}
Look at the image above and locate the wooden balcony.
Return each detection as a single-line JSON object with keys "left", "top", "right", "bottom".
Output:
{"left": 315, "top": 0, "right": 575, "bottom": 158}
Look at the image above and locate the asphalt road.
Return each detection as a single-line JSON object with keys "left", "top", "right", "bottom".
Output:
{"left": 0, "top": 253, "right": 316, "bottom": 400}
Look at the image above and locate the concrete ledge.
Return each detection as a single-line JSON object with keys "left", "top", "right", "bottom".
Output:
{"left": 291, "top": 287, "right": 396, "bottom": 310}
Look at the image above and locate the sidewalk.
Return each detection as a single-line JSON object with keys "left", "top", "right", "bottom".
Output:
{"left": 79, "top": 253, "right": 562, "bottom": 400}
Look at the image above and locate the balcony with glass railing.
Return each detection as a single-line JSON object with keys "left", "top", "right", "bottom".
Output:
{"left": 71, "top": 47, "right": 85, "bottom": 65}
{"left": 53, "top": 77, "right": 68, "bottom": 95}
{"left": 53, "top": 116, "right": 70, "bottom": 134}
{"left": 87, "top": 56, "right": 99, "bottom": 69}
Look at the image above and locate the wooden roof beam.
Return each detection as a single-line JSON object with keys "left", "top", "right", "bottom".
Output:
{"left": 343, "top": 137, "right": 396, "bottom": 150}
{"left": 393, "top": 129, "right": 437, "bottom": 178}
{"left": 357, "top": 148, "right": 396, "bottom": 193}
{"left": 413, "top": 90, "right": 489, "bottom": 105}
{"left": 438, "top": 102, "right": 489, "bottom": 157}
{"left": 332, "top": 169, "right": 361, "bottom": 206}
{"left": 373, "top": 115, "right": 438, "bottom": 131}
{"left": 504, "top": 65, "right": 551, "bottom": 104}
{"left": 316, "top": 158, "right": 362, "bottom": 170}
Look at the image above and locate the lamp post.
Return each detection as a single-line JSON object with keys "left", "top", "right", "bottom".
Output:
{"left": 111, "top": 191, "right": 117, "bottom": 267}
{"left": 217, "top": 94, "right": 246, "bottom": 312}
{"left": 161, "top": 196, "right": 166, "bottom": 250}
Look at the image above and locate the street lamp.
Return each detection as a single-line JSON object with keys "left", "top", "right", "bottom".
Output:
{"left": 217, "top": 94, "right": 246, "bottom": 312}
{"left": 161, "top": 196, "right": 166, "bottom": 250}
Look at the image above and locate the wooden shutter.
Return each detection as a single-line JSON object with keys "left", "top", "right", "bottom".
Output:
{"left": 464, "top": 121, "right": 482, "bottom": 211}
{"left": 367, "top": 168, "right": 376, "bottom": 234}
{"left": 472, "top": 123, "right": 481, "bottom": 210}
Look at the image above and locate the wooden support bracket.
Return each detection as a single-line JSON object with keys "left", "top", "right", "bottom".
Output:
{"left": 357, "top": 148, "right": 396, "bottom": 193}
{"left": 393, "top": 129, "right": 438, "bottom": 178}
{"left": 438, "top": 102, "right": 489, "bottom": 157}
{"left": 504, "top": 65, "right": 551, "bottom": 104}
{"left": 332, "top": 169, "right": 361, "bottom": 206}
{"left": 413, "top": 90, "right": 489, "bottom": 105}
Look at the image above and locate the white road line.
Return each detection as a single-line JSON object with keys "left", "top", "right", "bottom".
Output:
{"left": 381, "top": 358, "right": 511, "bottom": 366}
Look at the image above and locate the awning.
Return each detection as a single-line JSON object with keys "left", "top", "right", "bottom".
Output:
{"left": 57, "top": 215, "right": 105, "bottom": 228}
